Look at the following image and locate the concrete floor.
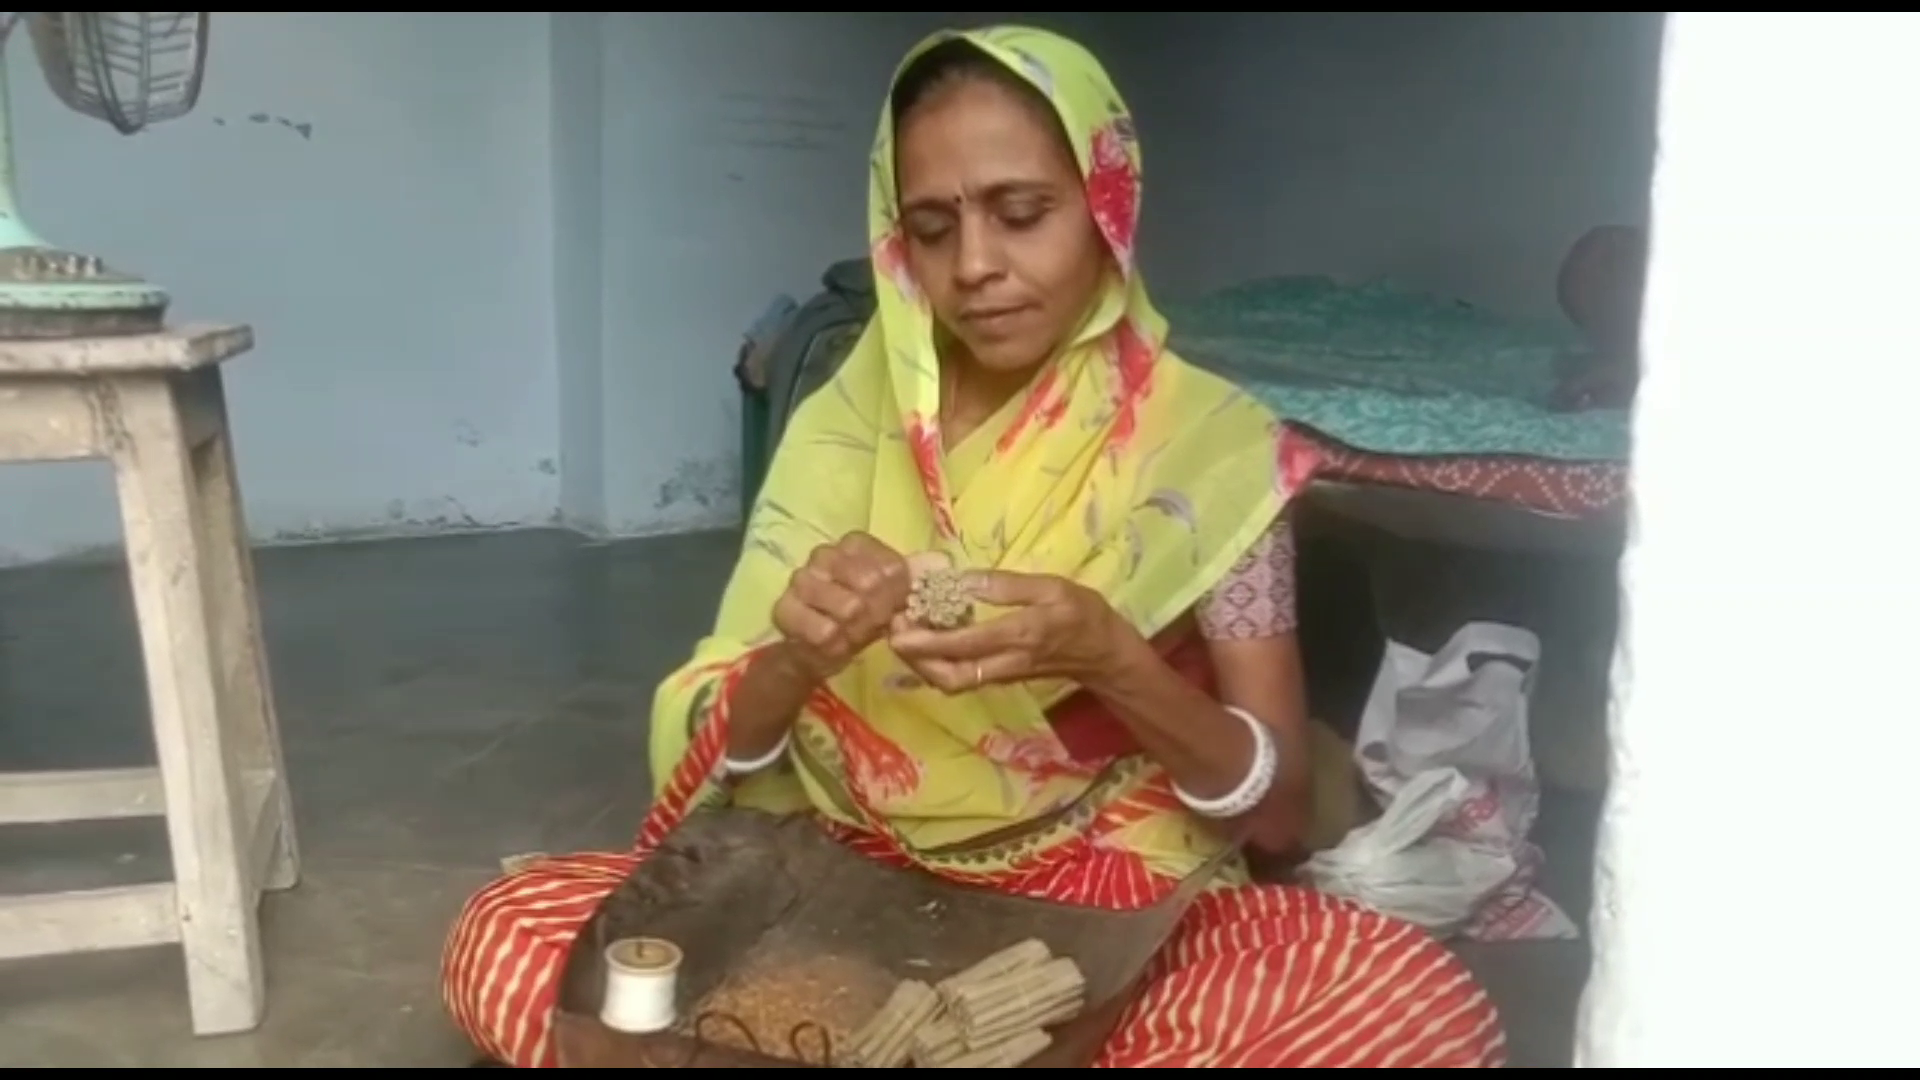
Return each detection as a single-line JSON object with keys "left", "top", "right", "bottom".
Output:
{"left": 0, "top": 528, "right": 1594, "bottom": 1067}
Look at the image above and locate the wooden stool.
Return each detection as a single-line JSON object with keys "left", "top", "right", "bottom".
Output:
{"left": 0, "top": 324, "right": 299, "bottom": 1036}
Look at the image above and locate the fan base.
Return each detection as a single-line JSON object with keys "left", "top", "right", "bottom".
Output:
{"left": 0, "top": 245, "right": 170, "bottom": 340}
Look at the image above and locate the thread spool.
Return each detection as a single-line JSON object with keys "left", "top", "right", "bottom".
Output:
{"left": 599, "top": 937, "right": 683, "bottom": 1035}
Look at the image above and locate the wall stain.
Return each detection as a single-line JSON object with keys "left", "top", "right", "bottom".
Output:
{"left": 211, "top": 114, "right": 314, "bottom": 139}
{"left": 268, "top": 495, "right": 486, "bottom": 544}
{"left": 714, "top": 135, "right": 834, "bottom": 153}
{"left": 654, "top": 457, "right": 737, "bottom": 511}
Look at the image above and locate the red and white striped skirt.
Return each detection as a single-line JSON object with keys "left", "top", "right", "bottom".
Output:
{"left": 441, "top": 848, "right": 1505, "bottom": 1068}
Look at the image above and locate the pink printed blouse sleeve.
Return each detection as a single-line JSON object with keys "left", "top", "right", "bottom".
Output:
{"left": 1197, "top": 512, "right": 1299, "bottom": 640}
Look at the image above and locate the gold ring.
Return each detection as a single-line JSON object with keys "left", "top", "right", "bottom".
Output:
{"left": 973, "top": 661, "right": 985, "bottom": 689}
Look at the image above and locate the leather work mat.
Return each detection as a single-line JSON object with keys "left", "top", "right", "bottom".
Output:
{"left": 552, "top": 808, "right": 1230, "bottom": 1067}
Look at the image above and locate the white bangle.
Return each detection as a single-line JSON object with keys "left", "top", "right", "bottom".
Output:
{"left": 1172, "top": 705, "right": 1279, "bottom": 820}
{"left": 722, "top": 730, "right": 792, "bottom": 778}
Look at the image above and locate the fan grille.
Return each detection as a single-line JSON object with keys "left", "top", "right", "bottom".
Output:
{"left": 29, "top": 12, "right": 209, "bottom": 135}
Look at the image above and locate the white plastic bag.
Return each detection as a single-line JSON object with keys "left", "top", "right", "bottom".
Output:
{"left": 1306, "top": 621, "right": 1578, "bottom": 942}
{"left": 1303, "top": 768, "right": 1517, "bottom": 936}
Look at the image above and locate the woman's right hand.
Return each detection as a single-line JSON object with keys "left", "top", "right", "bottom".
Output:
{"left": 772, "top": 532, "right": 913, "bottom": 681}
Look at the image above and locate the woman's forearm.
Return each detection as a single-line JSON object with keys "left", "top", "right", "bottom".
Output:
{"left": 1081, "top": 623, "right": 1255, "bottom": 799}
{"left": 723, "top": 643, "right": 820, "bottom": 760}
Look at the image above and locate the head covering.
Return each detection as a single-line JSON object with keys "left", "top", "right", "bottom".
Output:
{"left": 1556, "top": 224, "right": 1648, "bottom": 354}
{"left": 648, "top": 26, "right": 1293, "bottom": 885}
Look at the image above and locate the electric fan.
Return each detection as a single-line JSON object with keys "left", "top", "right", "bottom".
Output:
{"left": 0, "top": 11, "right": 209, "bottom": 339}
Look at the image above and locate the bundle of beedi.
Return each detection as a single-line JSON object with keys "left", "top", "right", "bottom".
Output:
{"left": 843, "top": 939, "right": 1086, "bottom": 1068}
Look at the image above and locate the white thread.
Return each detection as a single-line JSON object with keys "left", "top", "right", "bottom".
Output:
{"left": 599, "top": 937, "right": 683, "bottom": 1035}
{"left": 1173, "top": 705, "right": 1279, "bottom": 820}
{"left": 723, "top": 729, "right": 792, "bottom": 778}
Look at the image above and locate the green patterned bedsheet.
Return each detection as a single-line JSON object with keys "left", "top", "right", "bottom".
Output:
{"left": 1167, "top": 276, "right": 1630, "bottom": 464}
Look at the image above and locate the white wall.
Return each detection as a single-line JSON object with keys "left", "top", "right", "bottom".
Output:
{"left": 0, "top": 13, "right": 1657, "bottom": 564}
{"left": 1578, "top": 12, "right": 1919, "bottom": 1067}
{"left": 1, "top": 13, "right": 559, "bottom": 566}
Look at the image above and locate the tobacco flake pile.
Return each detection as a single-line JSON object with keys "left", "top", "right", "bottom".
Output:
{"left": 906, "top": 566, "right": 974, "bottom": 631}
{"left": 842, "top": 939, "right": 1086, "bottom": 1068}
{"left": 687, "top": 951, "right": 893, "bottom": 1063}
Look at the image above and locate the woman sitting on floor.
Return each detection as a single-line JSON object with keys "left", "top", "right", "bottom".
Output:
{"left": 441, "top": 25, "right": 1505, "bottom": 1069}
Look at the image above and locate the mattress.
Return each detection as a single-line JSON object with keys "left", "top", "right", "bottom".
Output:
{"left": 1169, "top": 276, "right": 1630, "bottom": 517}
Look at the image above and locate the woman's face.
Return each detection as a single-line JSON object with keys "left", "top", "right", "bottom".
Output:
{"left": 894, "top": 76, "right": 1109, "bottom": 375}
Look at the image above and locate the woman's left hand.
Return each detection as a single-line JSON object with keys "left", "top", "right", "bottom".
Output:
{"left": 888, "top": 570, "right": 1125, "bottom": 693}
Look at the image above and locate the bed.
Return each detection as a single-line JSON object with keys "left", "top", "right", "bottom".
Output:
{"left": 1167, "top": 276, "right": 1631, "bottom": 556}
{"left": 1170, "top": 275, "right": 1626, "bottom": 796}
